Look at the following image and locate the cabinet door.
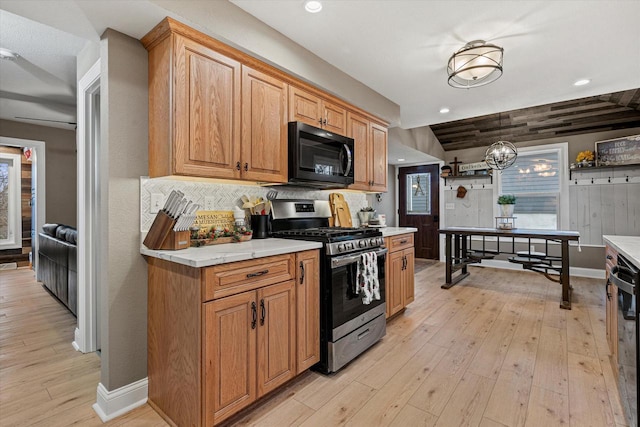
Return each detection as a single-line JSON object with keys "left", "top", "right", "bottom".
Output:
{"left": 296, "top": 250, "right": 320, "bottom": 373}
{"left": 241, "top": 66, "right": 288, "bottom": 183}
{"left": 257, "top": 280, "right": 296, "bottom": 396}
{"left": 403, "top": 248, "right": 415, "bottom": 306}
{"left": 205, "top": 292, "right": 257, "bottom": 425}
{"left": 174, "top": 35, "right": 241, "bottom": 179}
{"left": 347, "top": 112, "right": 371, "bottom": 191}
{"left": 387, "top": 250, "right": 405, "bottom": 318}
{"left": 370, "top": 123, "right": 388, "bottom": 192}
{"left": 289, "top": 86, "right": 322, "bottom": 128}
{"left": 322, "top": 100, "right": 347, "bottom": 136}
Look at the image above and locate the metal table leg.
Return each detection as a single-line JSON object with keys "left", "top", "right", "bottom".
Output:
{"left": 560, "top": 240, "right": 571, "bottom": 309}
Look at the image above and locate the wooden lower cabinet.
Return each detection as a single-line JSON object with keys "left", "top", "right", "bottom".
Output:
{"left": 148, "top": 250, "right": 319, "bottom": 426}
{"left": 385, "top": 234, "right": 415, "bottom": 319}
{"left": 296, "top": 250, "right": 320, "bottom": 373}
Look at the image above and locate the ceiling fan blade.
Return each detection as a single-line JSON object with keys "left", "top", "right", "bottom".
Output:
{"left": 15, "top": 116, "right": 77, "bottom": 125}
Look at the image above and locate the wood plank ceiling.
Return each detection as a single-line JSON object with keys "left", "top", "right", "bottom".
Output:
{"left": 431, "top": 89, "right": 640, "bottom": 151}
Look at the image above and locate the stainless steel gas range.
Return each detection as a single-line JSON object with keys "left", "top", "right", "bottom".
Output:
{"left": 271, "top": 199, "right": 387, "bottom": 373}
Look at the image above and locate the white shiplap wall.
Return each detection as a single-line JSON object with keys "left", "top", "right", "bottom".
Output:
{"left": 443, "top": 167, "right": 640, "bottom": 245}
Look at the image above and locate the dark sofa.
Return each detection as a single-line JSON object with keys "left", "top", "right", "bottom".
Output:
{"left": 37, "top": 224, "right": 78, "bottom": 315}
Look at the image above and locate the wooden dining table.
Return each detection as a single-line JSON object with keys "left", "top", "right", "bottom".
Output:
{"left": 439, "top": 227, "right": 580, "bottom": 309}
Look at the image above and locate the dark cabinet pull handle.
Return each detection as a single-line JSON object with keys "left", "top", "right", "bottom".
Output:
{"left": 244, "top": 162, "right": 248, "bottom": 172}
{"left": 251, "top": 302, "right": 257, "bottom": 329}
{"left": 260, "top": 299, "right": 266, "bottom": 325}
{"left": 606, "top": 254, "right": 613, "bottom": 260}
{"left": 247, "top": 269, "right": 269, "bottom": 278}
{"left": 318, "top": 118, "right": 323, "bottom": 125}
{"left": 606, "top": 280, "right": 611, "bottom": 300}
{"left": 236, "top": 161, "right": 241, "bottom": 171}
{"left": 399, "top": 239, "right": 408, "bottom": 244}
{"left": 323, "top": 118, "right": 327, "bottom": 125}
{"left": 300, "top": 261, "right": 305, "bottom": 284}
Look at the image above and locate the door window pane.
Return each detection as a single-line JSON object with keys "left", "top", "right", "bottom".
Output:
{"left": 406, "top": 173, "right": 431, "bottom": 215}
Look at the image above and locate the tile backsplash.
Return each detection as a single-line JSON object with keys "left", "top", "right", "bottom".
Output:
{"left": 140, "top": 177, "right": 370, "bottom": 232}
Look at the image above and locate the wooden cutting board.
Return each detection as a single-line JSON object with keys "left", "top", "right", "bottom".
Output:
{"left": 329, "top": 193, "right": 352, "bottom": 227}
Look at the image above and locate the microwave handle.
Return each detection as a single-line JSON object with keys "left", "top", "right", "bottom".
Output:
{"left": 342, "top": 144, "right": 352, "bottom": 177}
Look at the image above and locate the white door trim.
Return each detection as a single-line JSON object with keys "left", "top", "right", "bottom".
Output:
{"left": 75, "top": 59, "right": 101, "bottom": 353}
{"left": 0, "top": 137, "right": 46, "bottom": 272}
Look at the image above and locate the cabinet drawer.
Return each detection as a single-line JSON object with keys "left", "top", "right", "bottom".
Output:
{"left": 204, "top": 254, "right": 295, "bottom": 301}
{"left": 388, "top": 233, "right": 414, "bottom": 252}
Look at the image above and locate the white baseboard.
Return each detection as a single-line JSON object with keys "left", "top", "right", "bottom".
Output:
{"left": 72, "top": 328, "right": 81, "bottom": 352}
{"left": 476, "top": 259, "right": 605, "bottom": 279}
{"left": 92, "top": 378, "right": 148, "bottom": 422}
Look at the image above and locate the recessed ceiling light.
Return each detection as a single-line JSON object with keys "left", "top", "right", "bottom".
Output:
{"left": 397, "top": 158, "right": 405, "bottom": 162}
{"left": 439, "top": 107, "right": 450, "bottom": 114}
{"left": 574, "top": 79, "right": 590, "bottom": 86}
{"left": 0, "top": 48, "right": 19, "bottom": 61}
{"left": 304, "top": 0, "right": 323, "bottom": 13}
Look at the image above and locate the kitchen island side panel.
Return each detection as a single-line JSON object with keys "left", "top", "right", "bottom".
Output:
{"left": 148, "top": 257, "right": 203, "bottom": 427}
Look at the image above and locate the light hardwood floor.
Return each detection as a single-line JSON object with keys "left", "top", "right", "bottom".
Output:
{"left": 1, "top": 263, "right": 626, "bottom": 426}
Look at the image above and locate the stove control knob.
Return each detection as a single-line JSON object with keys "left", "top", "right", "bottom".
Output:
{"left": 358, "top": 240, "right": 367, "bottom": 248}
{"left": 370, "top": 238, "right": 377, "bottom": 246}
{"left": 338, "top": 243, "right": 346, "bottom": 252}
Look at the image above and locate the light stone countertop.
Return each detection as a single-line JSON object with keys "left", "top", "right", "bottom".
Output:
{"left": 380, "top": 227, "right": 418, "bottom": 237}
{"left": 603, "top": 235, "right": 640, "bottom": 268}
{"left": 141, "top": 238, "right": 322, "bottom": 268}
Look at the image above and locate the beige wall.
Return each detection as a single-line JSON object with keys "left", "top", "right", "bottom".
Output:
{"left": 390, "top": 126, "right": 445, "bottom": 161}
{"left": 99, "top": 29, "right": 149, "bottom": 391}
{"left": 0, "top": 119, "right": 77, "bottom": 226}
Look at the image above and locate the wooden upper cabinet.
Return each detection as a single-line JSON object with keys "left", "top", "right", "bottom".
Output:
{"left": 370, "top": 123, "right": 388, "bottom": 192}
{"left": 241, "top": 66, "right": 288, "bottom": 183}
{"left": 322, "top": 100, "right": 347, "bottom": 135}
{"left": 347, "top": 112, "right": 388, "bottom": 192}
{"left": 289, "top": 86, "right": 347, "bottom": 136}
{"left": 143, "top": 18, "right": 388, "bottom": 185}
{"left": 347, "top": 112, "right": 371, "bottom": 191}
{"left": 289, "top": 86, "right": 322, "bottom": 128}
{"left": 149, "top": 34, "right": 241, "bottom": 178}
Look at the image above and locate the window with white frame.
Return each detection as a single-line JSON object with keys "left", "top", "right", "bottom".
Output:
{"left": 0, "top": 153, "right": 23, "bottom": 250}
{"left": 496, "top": 144, "right": 568, "bottom": 230}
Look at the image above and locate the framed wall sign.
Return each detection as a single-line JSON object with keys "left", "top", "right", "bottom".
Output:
{"left": 595, "top": 134, "right": 640, "bottom": 166}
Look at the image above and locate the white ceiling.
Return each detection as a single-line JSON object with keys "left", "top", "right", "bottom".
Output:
{"left": 231, "top": 0, "right": 640, "bottom": 129}
{"left": 2, "top": 1, "right": 639, "bottom": 134}
{"left": 0, "top": 9, "right": 86, "bottom": 129}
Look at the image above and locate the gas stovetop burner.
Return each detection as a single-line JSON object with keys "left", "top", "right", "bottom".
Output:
{"left": 276, "top": 227, "right": 373, "bottom": 238}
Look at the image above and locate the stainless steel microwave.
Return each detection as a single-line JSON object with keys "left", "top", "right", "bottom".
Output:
{"left": 288, "top": 122, "right": 354, "bottom": 189}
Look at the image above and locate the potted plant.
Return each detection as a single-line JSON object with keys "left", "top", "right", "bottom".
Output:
{"left": 497, "top": 194, "right": 516, "bottom": 217}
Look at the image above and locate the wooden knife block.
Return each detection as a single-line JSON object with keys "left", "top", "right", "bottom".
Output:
{"left": 144, "top": 211, "right": 190, "bottom": 250}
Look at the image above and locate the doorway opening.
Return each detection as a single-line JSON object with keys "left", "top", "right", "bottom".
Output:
{"left": 75, "top": 59, "right": 101, "bottom": 354}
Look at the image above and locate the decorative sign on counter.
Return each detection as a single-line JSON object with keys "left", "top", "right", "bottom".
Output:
{"left": 596, "top": 134, "right": 640, "bottom": 166}
{"left": 190, "top": 211, "right": 251, "bottom": 247}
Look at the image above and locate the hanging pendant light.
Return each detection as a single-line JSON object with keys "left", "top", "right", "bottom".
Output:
{"left": 484, "top": 113, "right": 517, "bottom": 170}
{"left": 447, "top": 40, "right": 503, "bottom": 88}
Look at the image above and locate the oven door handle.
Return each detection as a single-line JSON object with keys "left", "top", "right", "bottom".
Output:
{"left": 610, "top": 266, "right": 635, "bottom": 296}
{"left": 331, "top": 248, "right": 388, "bottom": 269}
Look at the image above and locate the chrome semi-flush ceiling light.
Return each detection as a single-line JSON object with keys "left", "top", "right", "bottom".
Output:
{"left": 484, "top": 113, "right": 517, "bottom": 170}
{"left": 447, "top": 40, "right": 503, "bottom": 88}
